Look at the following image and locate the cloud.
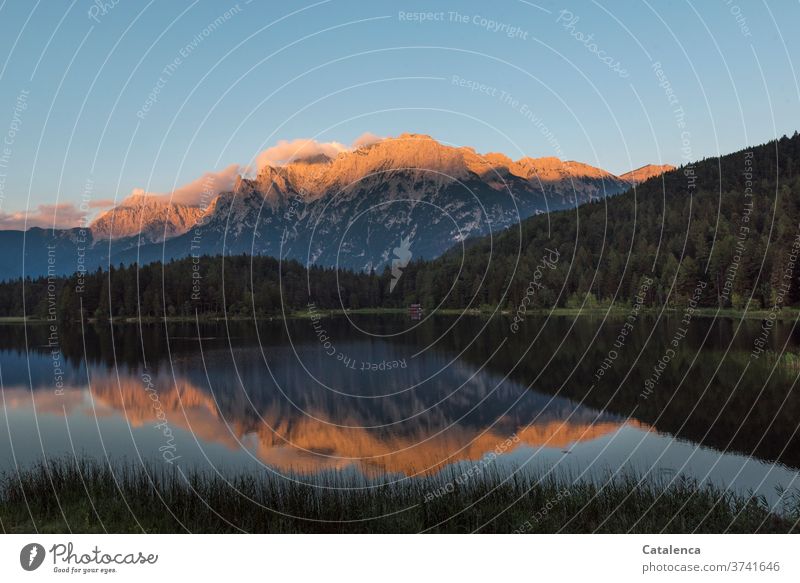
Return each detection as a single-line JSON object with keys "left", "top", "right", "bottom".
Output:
{"left": 351, "top": 132, "right": 384, "bottom": 148}
{"left": 255, "top": 138, "right": 349, "bottom": 168}
{"left": 124, "top": 163, "right": 241, "bottom": 206}
{"left": 0, "top": 201, "right": 117, "bottom": 231}
{"left": 0, "top": 164, "right": 241, "bottom": 230}
{"left": 255, "top": 132, "right": 385, "bottom": 168}
{"left": 89, "top": 198, "right": 116, "bottom": 208}
{"left": 0, "top": 133, "right": 385, "bottom": 230}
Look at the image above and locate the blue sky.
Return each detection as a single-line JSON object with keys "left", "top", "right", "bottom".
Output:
{"left": 0, "top": 0, "right": 798, "bottom": 227}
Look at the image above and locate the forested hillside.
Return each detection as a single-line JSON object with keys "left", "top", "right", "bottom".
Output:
{"left": 3, "top": 132, "right": 799, "bottom": 321}
{"left": 421, "top": 131, "right": 800, "bottom": 313}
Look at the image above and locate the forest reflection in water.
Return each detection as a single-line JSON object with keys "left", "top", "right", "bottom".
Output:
{"left": 1, "top": 314, "right": 798, "bottom": 502}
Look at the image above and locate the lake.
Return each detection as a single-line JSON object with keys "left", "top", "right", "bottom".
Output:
{"left": 1, "top": 313, "right": 799, "bottom": 505}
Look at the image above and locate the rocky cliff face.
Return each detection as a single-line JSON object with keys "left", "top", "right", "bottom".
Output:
{"left": 619, "top": 164, "right": 676, "bottom": 185}
{"left": 90, "top": 194, "right": 206, "bottom": 243}
{"left": 157, "top": 134, "right": 634, "bottom": 271}
{"left": 233, "top": 134, "right": 630, "bottom": 202}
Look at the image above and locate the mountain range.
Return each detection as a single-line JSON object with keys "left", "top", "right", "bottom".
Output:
{"left": 0, "top": 134, "right": 672, "bottom": 280}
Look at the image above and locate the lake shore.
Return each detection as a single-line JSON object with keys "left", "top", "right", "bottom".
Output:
{"left": 1, "top": 458, "right": 796, "bottom": 533}
{"left": 3, "top": 305, "right": 800, "bottom": 325}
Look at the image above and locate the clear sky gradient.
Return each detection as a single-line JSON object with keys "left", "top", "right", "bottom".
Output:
{"left": 0, "top": 0, "right": 798, "bottom": 227}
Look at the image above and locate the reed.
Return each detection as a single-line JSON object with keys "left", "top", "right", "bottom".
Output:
{"left": 1, "top": 458, "right": 797, "bottom": 533}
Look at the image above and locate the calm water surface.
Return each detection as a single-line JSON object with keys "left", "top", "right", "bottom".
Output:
{"left": 1, "top": 314, "right": 799, "bottom": 503}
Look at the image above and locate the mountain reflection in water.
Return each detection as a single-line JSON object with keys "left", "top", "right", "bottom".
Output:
{"left": 1, "top": 315, "right": 798, "bottom": 501}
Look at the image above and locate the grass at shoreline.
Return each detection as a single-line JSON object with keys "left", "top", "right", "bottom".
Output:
{"left": 1, "top": 459, "right": 797, "bottom": 533}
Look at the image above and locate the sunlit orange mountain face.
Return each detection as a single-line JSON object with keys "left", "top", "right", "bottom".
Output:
{"left": 619, "top": 164, "right": 676, "bottom": 185}
{"left": 89, "top": 134, "right": 669, "bottom": 246}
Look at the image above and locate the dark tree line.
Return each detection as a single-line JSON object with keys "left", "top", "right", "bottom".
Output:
{"left": 2, "top": 132, "right": 800, "bottom": 321}
{"left": 0, "top": 256, "right": 407, "bottom": 321}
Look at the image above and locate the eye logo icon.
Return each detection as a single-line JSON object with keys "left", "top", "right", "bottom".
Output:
{"left": 20, "top": 543, "right": 46, "bottom": 571}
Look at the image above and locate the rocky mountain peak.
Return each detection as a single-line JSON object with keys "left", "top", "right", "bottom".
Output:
{"left": 620, "top": 164, "right": 677, "bottom": 185}
{"left": 90, "top": 193, "right": 206, "bottom": 242}
{"left": 85, "top": 135, "right": 675, "bottom": 255}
